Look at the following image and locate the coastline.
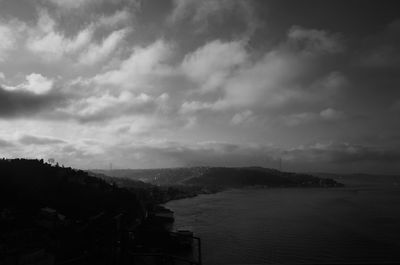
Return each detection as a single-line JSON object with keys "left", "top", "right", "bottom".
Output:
{"left": 163, "top": 181, "right": 345, "bottom": 203}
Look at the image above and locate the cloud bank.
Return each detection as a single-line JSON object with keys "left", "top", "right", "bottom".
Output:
{"left": 0, "top": 0, "right": 399, "bottom": 173}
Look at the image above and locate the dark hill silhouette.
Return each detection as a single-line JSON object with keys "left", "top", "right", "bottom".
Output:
{"left": 0, "top": 159, "right": 194, "bottom": 264}
{"left": 0, "top": 158, "right": 144, "bottom": 219}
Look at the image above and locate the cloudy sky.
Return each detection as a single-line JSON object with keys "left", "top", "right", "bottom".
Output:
{"left": 1, "top": 0, "right": 400, "bottom": 173}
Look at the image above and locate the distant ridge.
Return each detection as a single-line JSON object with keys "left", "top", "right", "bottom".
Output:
{"left": 92, "top": 166, "right": 344, "bottom": 188}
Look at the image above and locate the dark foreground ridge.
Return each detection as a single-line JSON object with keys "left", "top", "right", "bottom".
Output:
{"left": 1, "top": 159, "right": 343, "bottom": 265}
{"left": 0, "top": 159, "right": 201, "bottom": 265}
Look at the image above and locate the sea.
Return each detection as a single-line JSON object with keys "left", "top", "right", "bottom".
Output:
{"left": 165, "top": 175, "right": 400, "bottom": 264}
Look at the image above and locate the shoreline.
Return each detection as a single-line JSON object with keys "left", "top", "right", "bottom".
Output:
{"left": 160, "top": 183, "right": 346, "bottom": 210}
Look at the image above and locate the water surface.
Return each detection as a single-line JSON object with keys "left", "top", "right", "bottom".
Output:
{"left": 166, "top": 177, "right": 400, "bottom": 264}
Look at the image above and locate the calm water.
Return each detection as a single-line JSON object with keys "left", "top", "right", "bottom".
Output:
{"left": 165, "top": 177, "right": 400, "bottom": 264}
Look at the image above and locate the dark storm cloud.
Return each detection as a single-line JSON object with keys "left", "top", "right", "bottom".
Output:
{"left": 337, "top": 18, "right": 400, "bottom": 117}
{"left": 0, "top": 86, "right": 66, "bottom": 118}
{"left": 19, "top": 135, "right": 66, "bottom": 145}
{"left": 357, "top": 19, "right": 400, "bottom": 69}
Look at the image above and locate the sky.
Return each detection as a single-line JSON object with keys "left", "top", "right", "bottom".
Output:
{"left": 0, "top": 0, "right": 400, "bottom": 173}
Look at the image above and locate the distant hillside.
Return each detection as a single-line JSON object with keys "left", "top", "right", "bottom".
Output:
{"left": 88, "top": 170, "right": 155, "bottom": 189}
{"left": 92, "top": 166, "right": 343, "bottom": 188}
{"left": 88, "top": 170, "right": 217, "bottom": 203}
{"left": 91, "top": 167, "right": 208, "bottom": 186}
{"left": 311, "top": 172, "right": 400, "bottom": 187}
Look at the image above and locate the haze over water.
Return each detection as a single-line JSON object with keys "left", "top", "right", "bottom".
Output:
{"left": 166, "top": 176, "right": 400, "bottom": 264}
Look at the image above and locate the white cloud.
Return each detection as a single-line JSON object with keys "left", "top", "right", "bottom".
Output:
{"left": 231, "top": 110, "right": 254, "bottom": 125}
{"left": 204, "top": 29, "right": 345, "bottom": 111}
{"left": 24, "top": 74, "right": 54, "bottom": 94}
{"left": 0, "top": 72, "right": 5, "bottom": 79}
{"left": 94, "top": 40, "right": 173, "bottom": 90}
{"left": 215, "top": 49, "right": 306, "bottom": 110}
{"left": 57, "top": 90, "right": 170, "bottom": 122}
{"left": 27, "top": 9, "right": 94, "bottom": 60}
{"left": 179, "top": 32, "right": 341, "bottom": 112}
{"left": 0, "top": 25, "right": 14, "bottom": 61}
{"left": 168, "top": 0, "right": 257, "bottom": 35}
{"left": 182, "top": 40, "right": 247, "bottom": 92}
{"left": 74, "top": 91, "right": 150, "bottom": 116}
{"left": 78, "top": 28, "right": 128, "bottom": 65}
{"left": 36, "top": 8, "right": 56, "bottom": 33}
{"left": 65, "top": 27, "right": 94, "bottom": 53}
{"left": 28, "top": 32, "right": 64, "bottom": 60}
{"left": 26, "top": 9, "right": 130, "bottom": 64}
{"left": 320, "top": 108, "right": 345, "bottom": 120}
{"left": 0, "top": 21, "right": 21, "bottom": 62}
{"left": 4, "top": 73, "right": 54, "bottom": 94}
{"left": 43, "top": 0, "right": 138, "bottom": 9}
{"left": 82, "top": 26, "right": 345, "bottom": 130}
{"left": 170, "top": 0, "right": 229, "bottom": 23}
{"left": 180, "top": 101, "right": 214, "bottom": 114}
{"left": 281, "top": 108, "right": 345, "bottom": 127}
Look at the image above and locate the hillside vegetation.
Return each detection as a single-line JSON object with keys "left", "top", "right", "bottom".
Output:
{"left": 0, "top": 158, "right": 144, "bottom": 219}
